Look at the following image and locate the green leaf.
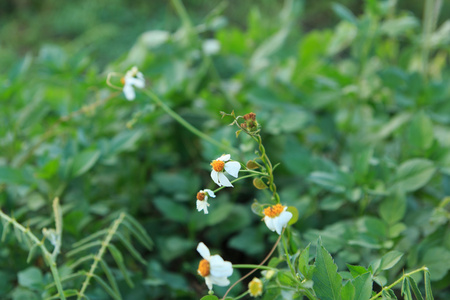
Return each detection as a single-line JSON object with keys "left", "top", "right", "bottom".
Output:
{"left": 407, "top": 111, "right": 434, "bottom": 151}
{"left": 18, "top": 267, "right": 43, "bottom": 290}
{"left": 153, "top": 197, "right": 189, "bottom": 223}
{"left": 108, "top": 129, "right": 143, "bottom": 155}
{"left": 382, "top": 289, "right": 398, "bottom": 299}
{"left": 380, "top": 250, "right": 404, "bottom": 271}
{"left": 401, "top": 277, "right": 413, "bottom": 300}
{"left": 108, "top": 244, "right": 134, "bottom": 287}
{"left": 92, "top": 273, "right": 121, "bottom": 300}
{"left": 340, "top": 281, "right": 355, "bottom": 300}
{"left": 332, "top": 3, "right": 357, "bottom": 24}
{"left": 421, "top": 247, "right": 450, "bottom": 281}
{"left": 424, "top": 270, "right": 434, "bottom": 300}
{"left": 379, "top": 195, "right": 406, "bottom": 224}
{"left": 298, "top": 244, "right": 311, "bottom": 279}
{"left": 391, "top": 159, "right": 436, "bottom": 193}
{"left": 309, "top": 171, "right": 353, "bottom": 193}
{"left": 124, "top": 214, "right": 153, "bottom": 250}
{"left": 353, "top": 272, "right": 372, "bottom": 300}
{"left": 407, "top": 277, "right": 424, "bottom": 300}
{"left": 99, "top": 259, "right": 122, "bottom": 299}
{"left": 286, "top": 206, "right": 299, "bottom": 225}
{"left": 278, "top": 271, "right": 297, "bottom": 286}
{"left": 346, "top": 265, "right": 369, "bottom": 278}
{"left": 0, "top": 166, "right": 31, "bottom": 185}
{"left": 200, "top": 296, "right": 219, "bottom": 300}
{"left": 115, "top": 231, "right": 146, "bottom": 265}
{"left": 312, "top": 242, "right": 342, "bottom": 300}
{"left": 71, "top": 150, "right": 101, "bottom": 178}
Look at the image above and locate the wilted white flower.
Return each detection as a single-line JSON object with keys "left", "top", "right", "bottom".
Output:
{"left": 248, "top": 277, "right": 263, "bottom": 297}
{"left": 263, "top": 204, "right": 292, "bottom": 235}
{"left": 197, "top": 242, "right": 233, "bottom": 291}
{"left": 210, "top": 154, "right": 240, "bottom": 187}
{"left": 196, "top": 189, "right": 215, "bottom": 214}
{"left": 122, "top": 66, "right": 145, "bottom": 100}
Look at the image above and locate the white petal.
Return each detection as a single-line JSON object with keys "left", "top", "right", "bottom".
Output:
{"left": 204, "top": 276, "right": 213, "bottom": 290}
{"left": 278, "top": 211, "right": 293, "bottom": 229}
{"left": 264, "top": 216, "right": 276, "bottom": 232}
{"left": 208, "top": 275, "right": 230, "bottom": 287}
{"left": 123, "top": 83, "right": 135, "bottom": 101}
{"left": 197, "top": 242, "right": 210, "bottom": 260}
{"left": 217, "top": 154, "right": 230, "bottom": 162}
{"left": 224, "top": 161, "right": 241, "bottom": 178}
{"left": 218, "top": 172, "right": 233, "bottom": 187}
{"left": 211, "top": 170, "right": 221, "bottom": 186}
{"left": 196, "top": 200, "right": 209, "bottom": 214}
{"left": 129, "top": 76, "right": 145, "bottom": 88}
{"left": 209, "top": 255, "right": 233, "bottom": 277}
{"left": 204, "top": 189, "right": 216, "bottom": 198}
{"left": 273, "top": 216, "right": 284, "bottom": 235}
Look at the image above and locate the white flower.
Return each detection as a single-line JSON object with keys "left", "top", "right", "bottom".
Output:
{"left": 210, "top": 154, "right": 241, "bottom": 187}
{"left": 197, "top": 242, "right": 233, "bottom": 291}
{"left": 202, "top": 39, "right": 221, "bottom": 55}
{"left": 196, "top": 189, "right": 215, "bottom": 214}
{"left": 263, "top": 204, "right": 292, "bottom": 235}
{"left": 122, "top": 66, "right": 145, "bottom": 101}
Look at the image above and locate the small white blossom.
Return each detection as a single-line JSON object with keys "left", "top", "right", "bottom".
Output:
{"left": 196, "top": 189, "right": 215, "bottom": 214}
{"left": 122, "top": 66, "right": 145, "bottom": 101}
{"left": 210, "top": 154, "right": 240, "bottom": 187}
{"left": 197, "top": 242, "right": 233, "bottom": 291}
{"left": 263, "top": 204, "right": 292, "bottom": 235}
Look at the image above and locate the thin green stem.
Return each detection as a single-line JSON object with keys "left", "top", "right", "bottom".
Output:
{"left": 232, "top": 264, "right": 277, "bottom": 271}
{"left": 369, "top": 266, "right": 429, "bottom": 300}
{"left": 222, "top": 233, "right": 283, "bottom": 300}
{"left": 0, "top": 210, "right": 66, "bottom": 300}
{"left": 143, "top": 89, "right": 236, "bottom": 154}
{"left": 212, "top": 174, "right": 256, "bottom": 193}
{"left": 233, "top": 290, "right": 250, "bottom": 300}
{"left": 281, "top": 233, "right": 296, "bottom": 275}
{"left": 77, "top": 212, "right": 126, "bottom": 299}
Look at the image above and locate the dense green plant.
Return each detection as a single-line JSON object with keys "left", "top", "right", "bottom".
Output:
{"left": 1, "top": 0, "right": 450, "bottom": 299}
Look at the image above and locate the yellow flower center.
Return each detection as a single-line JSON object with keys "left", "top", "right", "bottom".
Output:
{"left": 198, "top": 259, "right": 210, "bottom": 277}
{"left": 197, "top": 192, "right": 205, "bottom": 201}
{"left": 120, "top": 77, "right": 126, "bottom": 85}
{"left": 248, "top": 277, "right": 263, "bottom": 297}
{"left": 211, "top": 160, "right": 225, "bottom": 172}
{"left": 263, "top": 204, "right": 285, "bottom": 218}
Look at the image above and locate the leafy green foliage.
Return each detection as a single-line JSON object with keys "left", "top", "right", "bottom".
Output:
{"left": 1, "top": 0, "right": 449, "bottom": 299}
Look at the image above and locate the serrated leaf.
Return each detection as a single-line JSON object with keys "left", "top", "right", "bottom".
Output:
{"left": 312, "top": 243, "right": 342, "bottom": 300}
{"left": 347, "top": 265, "right": 369, "bottom": 278}
{"left": 71, "top": 150, "right": 101, "bottom": 178}
{"left": 381, "top": 251, "right": 404, "bottom": 271}
{"left": 353, "top": 272, "right": 372, "bottom": 300}
{"left": 108, "top": 244, "right": 133, "bottom": 287}
{"left": 298, "top": 244, "right": 311, "bottom": 279}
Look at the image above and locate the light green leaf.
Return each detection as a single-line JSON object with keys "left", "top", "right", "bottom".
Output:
{"left": 381, "top": 251, "right": 404, "bottom": 271}
{"left": 71, "top": 150, "right": 101, "bottom": 177}
{"left": 18, "top": 267, "right": 43, "bottom": 290}
{"left": 424, "top": 270, "right": 434, "bottom": 300}
{"left": 421, "top": 247, "right": 450, "bottom": 281}
{"left": 340, "top": 281, "right": 355, "bottom": 300}
{"left": 407, "top": 277, "right": 424, "bottom": 300}
{"left": 401, "top": 277, "right": 413, "bottom": 300}
{"left": 286, "top": 206, "right": 299, "bottom": 225}
{"left": 312, "top": 242, "right": 342, "bottom": 300}
{"left": 379, "top": 195, "right": 406, "bottom": 224}
{"left": 298, "top": 244, "right": 311, "bottom": 279}
{"left": 391, "top": 159, "right": 436, "bottom": 192}
{"left": 200, "top": 296, "right": 219, "bottom": 300}
{"left": 353, "top": 272, "right": 372, "bottom": 300}
{"left": 407, "top": 111, "right": 434, "bottom": 151}
{"left": 309, "top": 171, "right": 353, "bottom": 193}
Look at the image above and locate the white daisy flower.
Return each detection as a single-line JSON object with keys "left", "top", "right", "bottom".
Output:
{"left": 196, "top": 189, "right": 216, "bottom": 214}
{"left": 263, "top": 204, "right": 292, "bottom": 235}
{"left": 210, "top": 154, "right": 241, "bottom": 187}
{"left": 197, "top": 242, "right": 233, "bottom": 291}
{"left": 121, "top": 66, "right": 145, "bottom": 101}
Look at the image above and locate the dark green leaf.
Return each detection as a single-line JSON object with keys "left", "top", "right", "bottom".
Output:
{"left": 312, "top": 242, "right": 342, "bottom": 300}
{"left": 108, "top": 244, "right": 134, "bottom": 287}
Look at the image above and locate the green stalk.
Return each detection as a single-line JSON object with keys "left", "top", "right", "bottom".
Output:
{"left": 212, "top": 174, "right": 257, "bottom": 193}
{"left": 0, "top": 210, "right": 66, "bottom": 300}
{"left": 77, "top": 213, "right": 126, "bottom": 299}
{"left": 281, "top": 233, "right": 296, "bottom": 275}
{"left": 232, "top": 264, "right": 277, "bottom": 271}
{"left": 369, "top": 266, "right": 429, "bottom": 300}
{"left": 143, "top": 89, "right": 236, "bottom": 154}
